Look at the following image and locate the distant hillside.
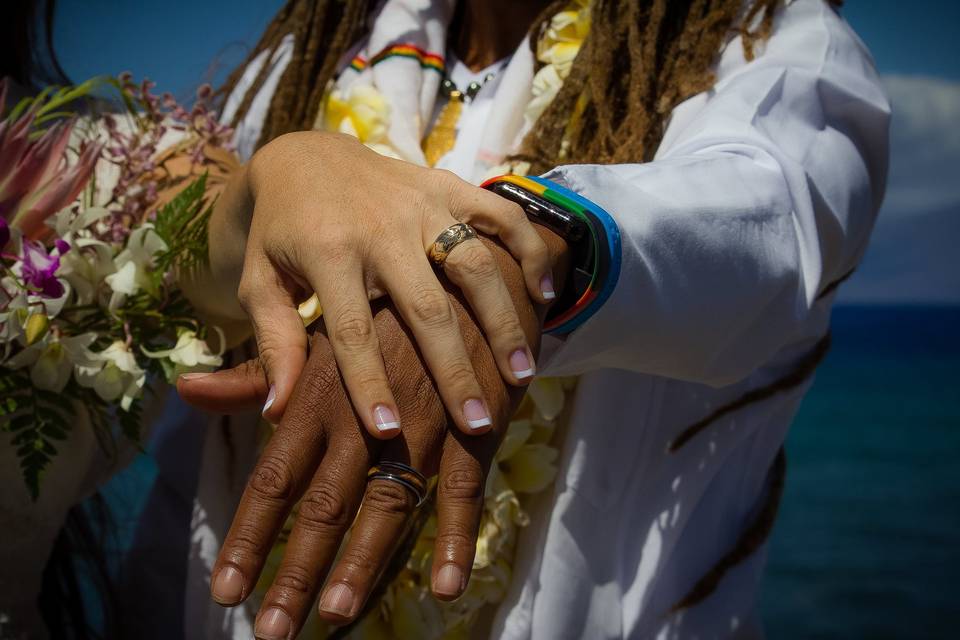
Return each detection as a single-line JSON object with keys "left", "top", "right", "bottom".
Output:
{"left": 839, "top": 206, "right": 960, "bottom": 305}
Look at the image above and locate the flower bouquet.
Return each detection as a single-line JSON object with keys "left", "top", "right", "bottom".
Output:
{"left": 0, "top": 75, "right": 230, "bottom": 498}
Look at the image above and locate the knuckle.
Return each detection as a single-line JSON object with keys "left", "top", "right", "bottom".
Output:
{"left": 337, "top": 548, "right": 378, "bottom": 578}
{"left": 450, "top": 244, "right": 499, "bottom": 282}
{"left": 331, "top": 307, "right": 374, "bottom": 350}
{"left": 229, "top": 522, "right": 269, "bottom": 558}
{"left": 298, "top": 480, "right": 350, "bottom": 530}
{"left": 365, "top": 480, "right": 415, "bottom": 515}
{"left": 490, "top": 306, "right": 524, "bottom": 339}
{"left": 431, "top": 168, "right": 460, "bottom": 192}
{"left": 439, "top": 468, "right": 485, "bottom": 504}
{"left": 435, "top": 528, "right": 477, "bottom": 553}
{"left": 529, "top": 240, "right": 549, "bottom": 265}
{"left": 248, "top": 455, "right": 297, "bottom": 502}
{"left": 503, "top": 202, "right": 526, "bottom": 224}
{"left": 440, "top": 361, "right": 476, "bottom": 392}
{"left": 409, "top": 285, "right": 454, "bottom": 328}
{"left": 273, "top": 565, "right": 314, "bottom": 594}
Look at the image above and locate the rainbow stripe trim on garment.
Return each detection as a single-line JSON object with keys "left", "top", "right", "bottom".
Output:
{"left": 481, "top": 175, "right": 622, "bottom": 335}
{"left": 348, "top": 44, "right": 445, "bottom": 74}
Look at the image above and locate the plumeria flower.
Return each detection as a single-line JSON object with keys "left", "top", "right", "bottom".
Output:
{"left": 76, "top": 340, "right": 146, "bottom": 410}
{"left": 324, "top": 84, "right": 392, "bottom": 144}
{"left": 104, "top": 223, "right": 167, "bottom": 309}
{"left": 525, "top": 65, "right": 565, "bottom": 125}
{"left": 493, "top": 418, "right": 559, "bottom": 494}
{"left": 3, "top": 332, "right": 98, "bottom": 392}
{"left": 142, "top": 328, "right": 223, "bottom": 381}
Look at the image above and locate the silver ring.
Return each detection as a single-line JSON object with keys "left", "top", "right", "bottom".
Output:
{"left": 367, "top": 461, "right": 428, "bottom": 507}
{"left": 428, "top": 222, "right": 478, "bottom": 267}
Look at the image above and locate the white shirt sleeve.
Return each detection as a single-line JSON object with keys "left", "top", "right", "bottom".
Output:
{"left": 537, "top": 0, "right": 890, "bottom": 386}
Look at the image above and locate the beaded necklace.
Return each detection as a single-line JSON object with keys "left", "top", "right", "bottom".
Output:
{"left": 422, "top": 67, "right": 498, "bottom": 166}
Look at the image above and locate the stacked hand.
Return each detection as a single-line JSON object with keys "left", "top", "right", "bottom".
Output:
{"left": 179, "top": 231, "right": 567, "bottom": 639}
{"left": 204, "top": 132, "right": 555, "bottom": 439}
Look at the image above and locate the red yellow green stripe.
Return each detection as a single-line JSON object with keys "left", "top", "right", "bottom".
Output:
{"left": 348, "top": 44, "right": 445, "bottom": 74}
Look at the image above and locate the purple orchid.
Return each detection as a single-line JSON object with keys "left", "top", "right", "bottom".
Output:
{"left": 0, "top": 218, "right": 9, "bottom": 250}
{"left": 20, "top": 239, "right": 67, "bottom": 298}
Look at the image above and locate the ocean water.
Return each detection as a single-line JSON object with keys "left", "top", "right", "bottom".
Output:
{"left": 760, "top": 306, "right": 960, "bottom": 638}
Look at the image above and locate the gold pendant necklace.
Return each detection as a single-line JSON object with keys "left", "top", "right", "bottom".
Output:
{"left": 422, "top": 72, "right": 495, "bottom": 167}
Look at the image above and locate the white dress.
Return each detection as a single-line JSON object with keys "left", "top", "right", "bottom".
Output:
{"left": 189, "top": 0, "right": 890, "bottom": 637}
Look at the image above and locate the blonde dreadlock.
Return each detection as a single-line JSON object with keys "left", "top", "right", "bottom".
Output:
{"left": 220, "top": 0, "right": 845, "bottom": 616}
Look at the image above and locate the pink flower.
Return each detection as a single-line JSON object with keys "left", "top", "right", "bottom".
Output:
{"left": 0, "top": 79, "right": 104, "bottom": 241}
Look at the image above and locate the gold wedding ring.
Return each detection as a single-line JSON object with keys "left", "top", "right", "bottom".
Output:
{"left": 428, "top": 222, "right": 478, "bottom": 267}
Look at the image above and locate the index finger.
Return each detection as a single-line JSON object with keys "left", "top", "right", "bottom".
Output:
{"left": 209, "top": 336, "right": 345, "bottom": 607}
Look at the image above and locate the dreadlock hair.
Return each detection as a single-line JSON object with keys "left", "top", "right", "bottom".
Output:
{"left": 221, "top": 0, "right": 819, "bottom": 162}
{"left": 218, "top": 0, "right": 372, "bottom": 149}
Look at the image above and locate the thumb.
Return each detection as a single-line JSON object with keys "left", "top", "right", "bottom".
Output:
{"left": 177, "top": 358, "right": 269, "bottom": 413}
{"left": 238, "top": 267, "right": 310, "bottom": 422}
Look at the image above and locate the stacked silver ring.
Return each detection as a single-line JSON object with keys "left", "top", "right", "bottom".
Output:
{"left": 367, "top": 461, "right": 428, "bottom": 507}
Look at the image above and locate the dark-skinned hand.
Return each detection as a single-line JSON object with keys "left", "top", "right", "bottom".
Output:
{"left": 177, "top": 229, "right": 568, "bottom": 639}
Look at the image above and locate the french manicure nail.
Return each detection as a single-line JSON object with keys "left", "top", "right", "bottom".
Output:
{"left": 180, "top": 372, "right": 213, "bottom": 381}
{"left": 255, "top": 607, "right": 291, "bottom": 640}
{"left": 262, "top": 385, "right": 276, "bottom": 416}
{"left": 373, "top": 404, "right": 401, "bottom": 433}
{"left": 463, "top": 399, "right": 492, "bottom": 431}
{"left": 509, "top": 349, "right": 536, "bottom": 380}
{"left": 211, "top": 565, "right": 245, "bottom": 605}
{"left": 434, "top": 563, "right": 464, "bottom": 597}
{"left": 319, "top": 582, "right": 355, "bottom": 617}
{"left": 540, "top": 274, "right": 556, "bottom": 300}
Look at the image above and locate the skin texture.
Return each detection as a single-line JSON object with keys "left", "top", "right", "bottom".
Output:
{"left": 179, "top": 229, "right": 569, "bottom": 639}
{"left": 202, "top": 131, "right": 554, "bottom": 439}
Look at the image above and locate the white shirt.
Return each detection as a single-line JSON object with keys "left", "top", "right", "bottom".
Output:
{"left": 209, "top": 1, "right": 889, "bottom": 638}
{"left": 430, "top": 53, "right": 510, "bottom": 177}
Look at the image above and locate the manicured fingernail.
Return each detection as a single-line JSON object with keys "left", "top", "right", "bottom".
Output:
{"left": 434, "top": 563, "right": 464, "bottom": 597}
{"left": 540, "top": 274, "right": 556, "bottom": 300}
{"left": 509, "top": 349, "right": 535, "bottom": 380}
{"left": 211, "top": 565, "right": 244, "bottom": 605}
{"left": 180, "top": 372, "right": 212, "bottom": 381}
{"left": 463, "top": 399, "right": 491, "bottom": 430}
{"left": 373, "top": 404, "right": 400, "bottom": 433}
{"left": 255, "top": 607, "right": 291, "bottom": 640}
{"left": 262, "top": 385, "right": 276, "bottom": 415}
{"left": 319, "top": 582, "right": 355, "bottom": 617}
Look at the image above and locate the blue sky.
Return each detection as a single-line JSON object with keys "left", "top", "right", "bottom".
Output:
{"left": 53, "top": 0, "right": 960, "bottom": 304}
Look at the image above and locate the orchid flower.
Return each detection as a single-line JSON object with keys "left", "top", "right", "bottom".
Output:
{"left": 76, "top": 340, "right": 146, "bottom": 410}
{"left": 19, "top": 239, "right": 69, "bottom": 298}
{"left": 142, "top": 327, "right": 223, "bottom": 381}
{"left": 3, "top": 332, "right": 99, "bottom": 392}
